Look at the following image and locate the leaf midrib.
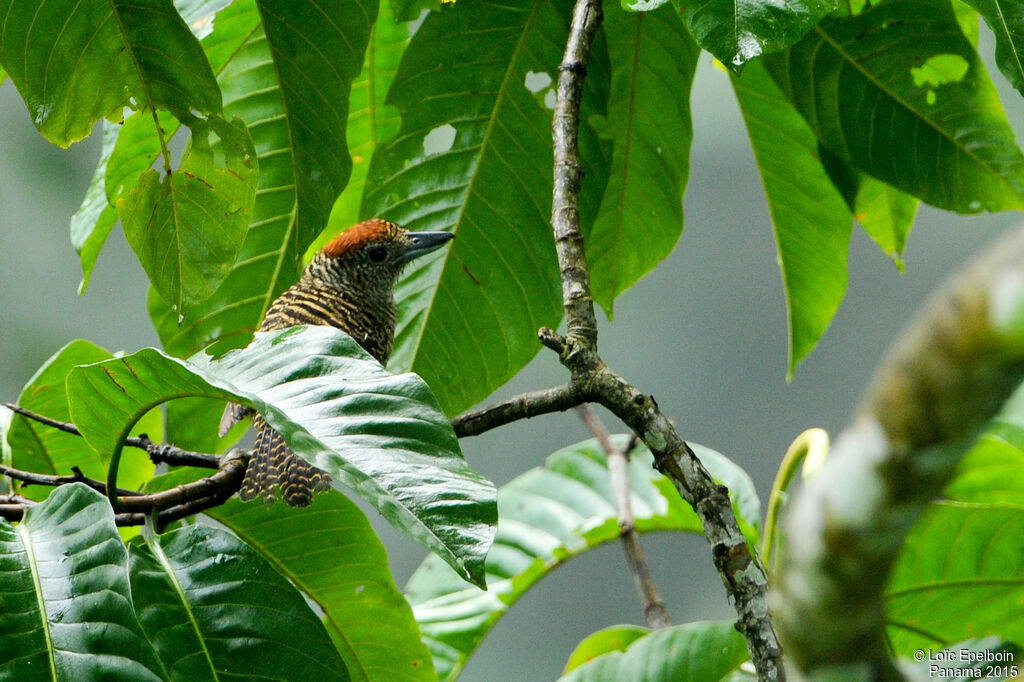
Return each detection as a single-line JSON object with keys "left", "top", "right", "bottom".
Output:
{"left": 812, "top": 16, "right": 1024, "bottom": 203}
{"left": 16, "top": 522, "right": 58, "bottom": 681}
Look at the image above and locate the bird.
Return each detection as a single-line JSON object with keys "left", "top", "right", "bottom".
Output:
{"left": 220, "top": 218, "right": 455, "bottom": 506}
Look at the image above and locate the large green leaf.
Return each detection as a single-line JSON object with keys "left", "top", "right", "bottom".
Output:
{"left": 70, "top": 122, "right": 120, "bottom": 294}
{"left": 765, "top": 0, "right": 1024, "bottom": 213}
{"left": 732, "top": 60, "right": 852, "bottom": 375}
{"left": 6, "top": 340, "right": 160, "bottom": 501}
{"left": 128, "top": 524, "right": 349, "bottom": 681}
{"left": 587, "top": 2, "right": 697, "bottom": 316}
{"left": 405, "top": 436, "right": 759, "bottom": 680}
{"left": 675, "top": 0, "right": 836, "bottom": 67}
{"left": 886, "top": 386, "right": 1024, "bottom": 651}
{"left": 0, "top": 484, "right": 165, "bottom": 681}
{"left": 150, "top": 0, "right": 376, "bottom": 359}
{"left": 562, "top": 625, "right": 649, "bottom": 674}
{"left": 207, "top": 492, "right": 436, "bottom": 682}
{"left": 361, "top": 0, "right": 610, "bottom": 414}
{"left": 0, "top": 0, "right": 221, "bottom": 146}
{"left": 65, "top": 325, "right": 496, "bottom": 586}
{"left": 962, "top": 0, "right": 1024, "bottom": 96}
{"left": 854, "top": 177, "right": 918, "bottom": 268}
{"left": 557, "top": 621, "right": 749, "bottom": 682}
{"left": 312, "top": 0, "right": 409, "bottom": 255}
{"left": 120, "top": 116, "right": 258, "bottom": 311}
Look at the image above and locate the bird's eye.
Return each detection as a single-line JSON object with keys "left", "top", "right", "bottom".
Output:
{"left": 368, "top": 246, "right": 388, "bottom": 262}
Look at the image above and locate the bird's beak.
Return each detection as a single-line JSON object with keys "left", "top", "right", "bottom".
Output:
{"left": 401, "top": 231, "right": 455, "bottom": 264}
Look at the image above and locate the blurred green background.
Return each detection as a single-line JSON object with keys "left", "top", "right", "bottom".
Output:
{"left": 1, "top": 32, "right": 1021, "bottom": 680}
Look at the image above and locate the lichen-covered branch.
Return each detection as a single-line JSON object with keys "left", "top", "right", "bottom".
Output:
{"left": 775, "top": 223, "right": 1024, "bottom": 678}
{"left": 545, "top": 0, "right": 784, "bottom": 678}
{"left": 451, "top": 384, "right": 582, "bottom": 437}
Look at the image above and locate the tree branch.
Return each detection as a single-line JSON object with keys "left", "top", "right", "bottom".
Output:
{"left": 578, "top": 406, "right": 669, "bottom": 629}
{"left": 546, "top": 1, "right": 784, "bottom": 678}
{"left": 452, "top": 384, "right": 582, "bottom": 437}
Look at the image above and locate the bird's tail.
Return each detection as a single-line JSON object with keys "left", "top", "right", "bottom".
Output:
{"left": 240, "top": 417, "right": 331, "bottom": 507}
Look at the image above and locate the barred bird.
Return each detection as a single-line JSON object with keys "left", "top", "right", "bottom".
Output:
{"left": 220, "top": 218, "right": 455, "bottom": 506}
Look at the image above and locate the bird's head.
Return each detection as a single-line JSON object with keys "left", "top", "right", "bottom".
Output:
{"left": 308, "top": 218, "right": 454, "bottom": 293}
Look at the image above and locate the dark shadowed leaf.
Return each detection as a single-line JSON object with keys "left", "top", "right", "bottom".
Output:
{"left": 558, "top": 621, "right": 748, "bottom": 682}
{"left": 7, "top": 340, "right": 160, "bottom": 501}
{"left": 765, "top": 0, "right": 1024, "bottom": 213}
{"left": 0, "top": 484, "right": 165, "bottom": 681}
{"left": 362, "top": 0, "right": 610, "bottom": 415}
{"left": 732, "top": 60, "right": 852, "bottom": 375}
{"left": 150, "top": 0, "right": 377, "bottom": 358}
{"left": 676, "top": 0, "right": 836, "bottom": 67}
{"left": 962, "top": 0, "right": 1024, "bottom": 96}
{"left": 65, "top": 326, "right": 496, "bottom": 586}
{"left": 0, "top": 0, "right": 221, "bottom": 146}
{"left": 128, "top": 524, "right": 349, "bottom": 681}
{"left": 208, "top": 492, "right": 436, "bottom": 682}
{"left": 587, "top": 2, "right": 697, "bottom": 316}
{"left": 887, "top": 385, "right": 1024, "bottom": 652}
{"left": 405, "top": 436, "right": 759, "bottom": 680}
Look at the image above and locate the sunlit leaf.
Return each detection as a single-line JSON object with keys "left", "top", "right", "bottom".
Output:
{"left": 66, "top": 326, "right": 496, "bottom": 586}
{"left": 406, "top": 436, "right": 759, "bottom": 680}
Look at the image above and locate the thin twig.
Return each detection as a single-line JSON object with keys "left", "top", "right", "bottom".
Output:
{"left": 5, "top": 402, "right": 220, "bottom": 468}
{"left": 0, "top": 463, "right": 141, "bottom": 497}
{"left": 578, "top": 406, "right": 669, "bottom": 629}
{"left": 546, "top": 1, "right": 784, "bottom": 678}
{"left": 452, "top": 384, "right": 582, "bottom": 437}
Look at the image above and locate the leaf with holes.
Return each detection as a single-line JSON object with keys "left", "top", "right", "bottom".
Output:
{"left": 128, "top": 523, "right": 349, "bottom": 681}
{"left": 587, "top": 2, "right": 697, "bottom": 316}
{"left": 0, "top": 484, "right": 165, "bottom": 681}
{"left": 66, "top": 325, "right": 496, "bottom": 587}
{"left": 362, "top": 0, "right": 610, "bottom": 414}
{"left": 150, "top": 0, "right": 376, "bottom": 358}
{"left": 406, "top": 436, "right": 759, "bottom": 680}
{"left": 765, "top": 0, "right": 1024, "bottom": 213}
{"left": 675, "top": 0, "right": 836, "bottom": 68}
{"left": 6, "top": 340, "right": 160, "bottom": 501}
{"left": 732, "top": 60, "right": 852, "bottom": 375}
{"left": 0, "top": 0, "right": 221, "bottom": 146}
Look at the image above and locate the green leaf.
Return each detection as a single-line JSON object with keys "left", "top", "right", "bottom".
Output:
{"left": 587, "top": 2, "right": 697, "bottom": 316}
{"left": 165, "top": 396, "right": 245, "bottom": 453}
{"left": 362, "top": 0, "right": 610, "bottom": 414}
{"left": 0, "top": 0, "right": 221, "bottom": 146}
{"left": 389, "top": 0, "right": 438, "bottom": 21}
{"left": 961, "top": 0, "right": 1024, "bottom": 96}
{"left": 765, "top": 0, "right": 1024, "bottom": 213}
{"left": 563, "top": 625, "right": 649, "bottom": 673}
{"left": 128, "top": 524, "right": 349, "bottom": 681}
{"left": 7, "top": 340, "right": 160, "bottom": 500}
{"left": 150, "top": 0, "right": 377, "bottom": 358}
{"left": 70, "top": 122, "right": 120, "bottom": 294}
{"left": 675, "top": 0, "right": 836, "bottom": 67}
{"left": 119, "top": 117, "right": 258, "bottom": 310}
{"left": 732, "top": 60, "right": 852, "bottom": 376}
{"left": 405, "top": 436, "right": 759, "bottom": 680}
{"left": 854, "top": 177, "right": 918, "bottom": 268}
{"left": 66, "top": 325, "right": 496, "bottom": 586}
{"left": 0, "top": 484, "right": 165, "bottom": 681}
{"left": 207, "top": 492, "right": 436, "bottom": 682}
{"left": 557, "top": 621, "right": 748, "bottom": 682}
{"left": 311, "top": 0, "right": 409, "bottom": 256}
{"left": 887, "top": 387, "right": 1024, "bottom": 651}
